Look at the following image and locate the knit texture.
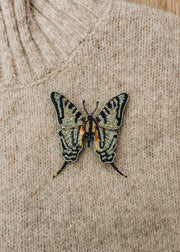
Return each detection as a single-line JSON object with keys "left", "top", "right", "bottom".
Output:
{"left": 0, "top": 0, "right": 179, "bottom": 251}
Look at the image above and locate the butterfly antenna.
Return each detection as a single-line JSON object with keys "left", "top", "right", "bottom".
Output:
{"left": 91, "top": 101, "right": 99, "bottom": 115}
{"left": 82, "top": 100, "right": 89, "bottom": 115}
{"left": 111, "top": 163, "right": 127, "bottom": 178}
{"left": 53, "top": 161, "right": 68, "bottom": 178}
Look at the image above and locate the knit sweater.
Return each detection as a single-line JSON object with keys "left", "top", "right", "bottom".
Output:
{"left": 1, "top": 1, "right": 179, "bottom": 251}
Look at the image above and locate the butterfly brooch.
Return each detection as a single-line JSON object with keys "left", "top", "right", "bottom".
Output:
{"left": 51, "top": 92, "right": 128, "bottom": 178}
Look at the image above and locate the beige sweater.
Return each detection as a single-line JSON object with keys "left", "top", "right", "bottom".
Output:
{"left": 1, "top": 1, "right": 179, "bottom": 251}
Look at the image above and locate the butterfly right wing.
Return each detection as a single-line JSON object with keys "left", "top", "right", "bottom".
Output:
{"left": 51, "top": 92, "right": 85, "bottom": 162}
{"left": 94, "top": 127, "right": 118, "bottom": 163}
{"left": 96, "top": 93, "right": 128, "bottom": 130}
{"left": 95, "top": 93, "right": 128, "bottom": 163}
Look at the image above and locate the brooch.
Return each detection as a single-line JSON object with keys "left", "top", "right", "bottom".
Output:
{"left": 51, "top": 92, "right": 128, "bottom": 178}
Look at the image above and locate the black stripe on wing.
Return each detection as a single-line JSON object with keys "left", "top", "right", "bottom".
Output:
{"left": 51, "top": 92, "right": 65, "bottom": 124}
{"left": 115, "top": 93, "right": 128, "bottom": 126}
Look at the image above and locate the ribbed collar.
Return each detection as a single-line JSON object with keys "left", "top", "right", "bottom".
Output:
{"left": 0, "top": 0, "right": 111, "bottom": 89}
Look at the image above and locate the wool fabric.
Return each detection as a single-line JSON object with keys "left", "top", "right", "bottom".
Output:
{"left": 0, "top": 1, "right": 179, "bottom": 251}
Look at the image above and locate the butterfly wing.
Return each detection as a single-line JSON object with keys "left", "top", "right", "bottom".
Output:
{"left": 51, "top": 92, "right": 85, "bottom": 162}
{"left": 59, "top": 126, "right": 84, "bottom": 162}
{"left": 95, "top": 93, "right": 128, "bottom": 163}
{"left": 96, "top": 93, "right": 128, "bottom": 130}
{"left": 95, "top": 127, "right": 118, "bottom": 162}
{"left": 51, "top": 92, "right": 85, "bottom": 128}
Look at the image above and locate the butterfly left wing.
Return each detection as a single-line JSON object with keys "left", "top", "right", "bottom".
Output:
{"left": 51, "top": 92, "right": 85, "bottom": 128}
{"left": 95, "top": 93, "right": 128, "bottom": 163}
{"left": 51, "top": 92, "right": 85, "bottom": 162}
{"left": 59, "top": 126, "right": 84, "bottom": 162}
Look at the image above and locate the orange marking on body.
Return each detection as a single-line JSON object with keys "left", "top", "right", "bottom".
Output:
{"left": 95, "top": 129, "right": 99, "bottom": 151}
{"left": 92, "top": 121, "right": 96, "bottom": 133}
{"left": 85, "top": 121, "right": 90, "bottom": 133}
{"left": 79, "top": 126, "right": 85, "bottom": 146}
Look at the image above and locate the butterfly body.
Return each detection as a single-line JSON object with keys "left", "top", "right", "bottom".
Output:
{"left": 84, "top": 115, "right": 97, "bottom": 147}
{"left": 51, "top": 92, "right": 128, "bottom": 178}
